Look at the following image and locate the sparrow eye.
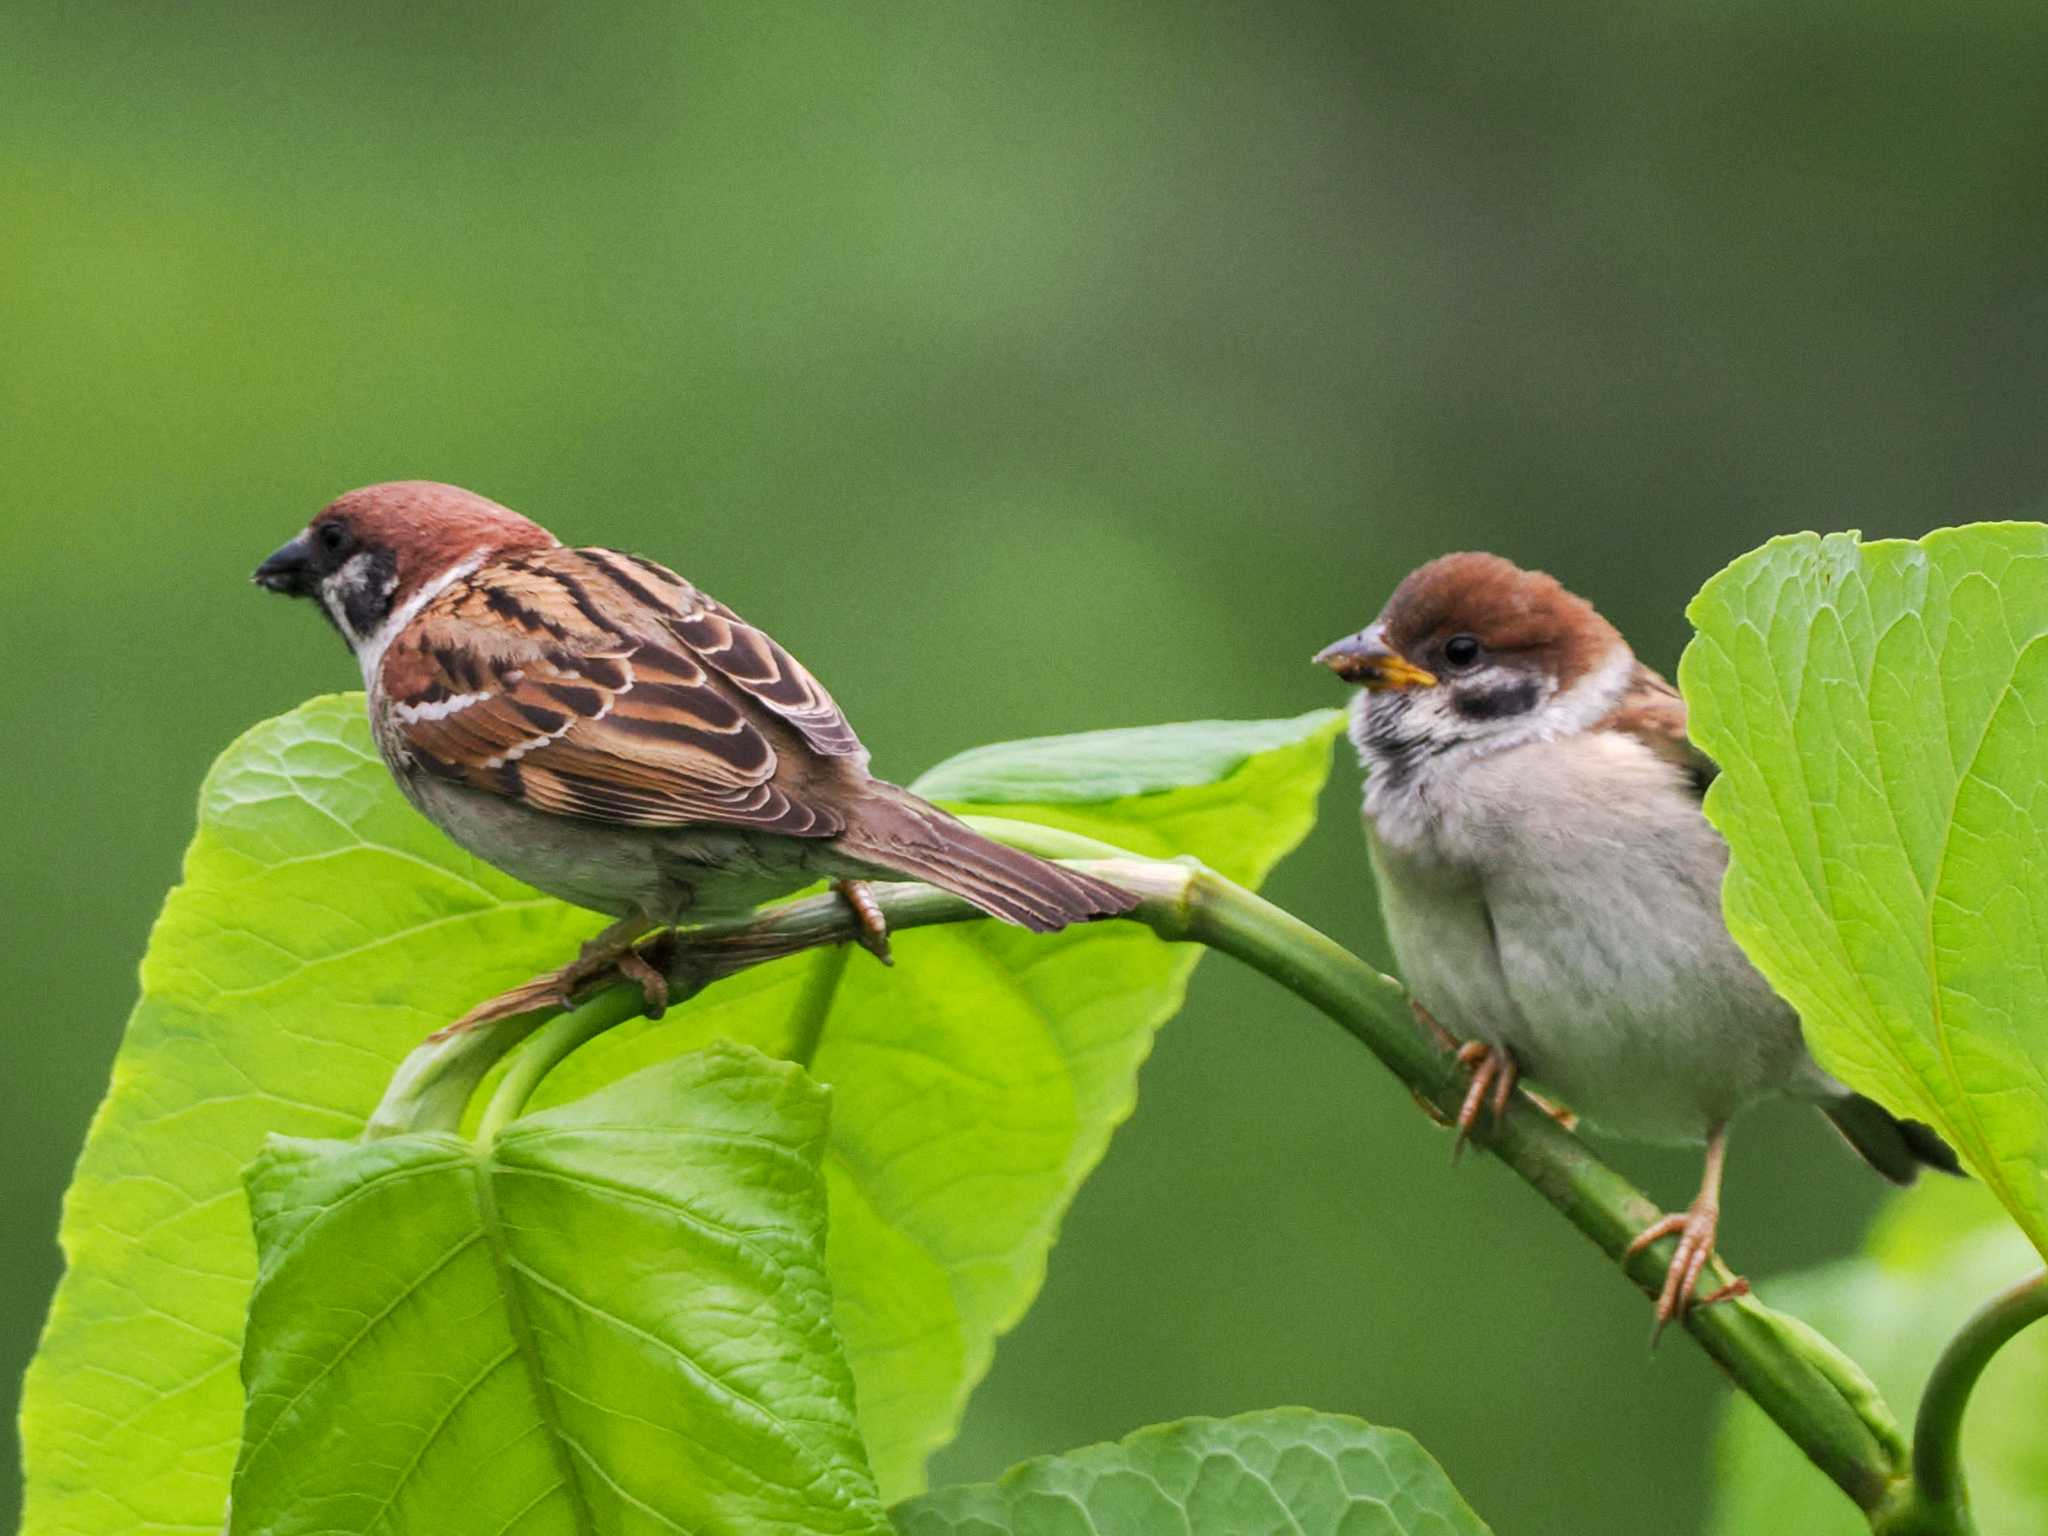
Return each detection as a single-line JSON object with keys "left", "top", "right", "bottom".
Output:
{"left": 315, "top": 521, "right": 350, "bottom": 557}
{"left": 1443, "top": 634, "right": 1483, "bottom": 670}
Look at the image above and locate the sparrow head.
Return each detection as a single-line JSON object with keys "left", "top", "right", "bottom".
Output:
{"left": 1316, "top": 552, "right": 1631, "bottom": 775}
{"left": 253, "top": 481, "right": 557, "bottom": 653}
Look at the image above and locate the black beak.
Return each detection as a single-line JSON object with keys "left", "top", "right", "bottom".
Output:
{"left": 253, "top": 536, "right": 315, "bottom": 597}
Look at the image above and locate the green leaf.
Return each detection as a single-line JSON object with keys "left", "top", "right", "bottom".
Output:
{"left": 20, "top": 697, "right": 1343, "bottom": 1531}
{"left": 912, "top": 712, "right": 1341, "bottom": 806}
{"left": 1683, "top": 525, "right": 2048, "bottom": 1257}
{"left": 889, "top": 1409, "right": 1494, "bottom": 1536}
{"left": 231, "top": 1041, "right": 887, "bottom": 1536}
{"left": 1708, "top": 1180, "right": 2048, "bottom": 1535}
{"left": 522, "top": 710, "right": 1344, "bottom": 1498}
{"left": 20, "top": 696, "right": 601, "bottom": 1536}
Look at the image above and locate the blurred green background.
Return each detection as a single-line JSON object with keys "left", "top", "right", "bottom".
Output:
{"left": 7, "top": 3, "right": 2047, "bottom": 1531}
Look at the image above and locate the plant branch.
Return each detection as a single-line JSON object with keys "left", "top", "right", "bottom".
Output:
{"left": 785, "top": 945, "right": 853, "bottom": 1070}
{"left": 363, "top": 833, "right": 1902, "bottom": 1512}
{"left": 1915, "top": 1268, "right": 2048, "bottom": 1504}
{"left": 473, "top": 988, "right": 645, "bottom": 1143}
{"left": 1157, "top": 859, "right": 1903, "bottom": 1512}
{"left": 1864, "top": 1269, "right": 2048, "bottom": 1535}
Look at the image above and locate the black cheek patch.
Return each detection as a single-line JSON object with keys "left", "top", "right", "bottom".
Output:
{"left": 338, "top": 549, "right": 399, "bottom": 639}
{"left": 1452, "top": 679, "right": 1541, "bottom": 721}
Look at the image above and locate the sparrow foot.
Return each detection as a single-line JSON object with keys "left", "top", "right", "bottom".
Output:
{"left": 834, "top": 879, "right": 894, "bottom": 966}
{"left": 1451, "top": 1040, "right": 1518, "bottom": 1159}
{"left": 1625, "top": 1125, "right": 1747, "bottom": 1344}
{"left": 552, "top": 915, "right": 669, "bottom": 1015}
{"left": 1424, "top": 1027, "right": 1575, "bottom": 1136}
{"left": 1624, "top": 1204, "right": 1748, "bottom": 1344}
{"left": 612, "top": 946, "right": 671, "bottom": 1019}
{"left": 428, "top": 915, "right": 666, "bottom": 1041}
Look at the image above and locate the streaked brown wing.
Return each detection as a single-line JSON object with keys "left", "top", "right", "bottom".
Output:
{"left": 1597, "top": 662, "right": 1718, "bottom": 797}
{"left": 376, "top": 547, "right": 862, "bottom": 835}
{"left": 595, "top": 550, "right": 868, "bottom": 762}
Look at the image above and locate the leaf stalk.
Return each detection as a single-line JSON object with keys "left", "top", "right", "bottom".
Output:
{"left": 1865, "top": 1268, "right": 2048, "bottom": 1535}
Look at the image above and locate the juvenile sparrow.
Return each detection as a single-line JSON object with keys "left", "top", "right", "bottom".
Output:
{"left": 254, "top": 481, "right": 1135, "bottom": 1028}
{"left": 1317, "top": 552, "right": 1956, "bottom": 1333}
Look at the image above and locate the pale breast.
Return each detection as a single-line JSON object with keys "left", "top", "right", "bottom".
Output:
{"left": 397, "top": 759, "right": 867, "bottom": 924}
{"left": 1365, "top": 728, "right": 1813, "bottom": 1143}
{"left": 1366, "top": 831, "right": 1523, "bottom": 1050}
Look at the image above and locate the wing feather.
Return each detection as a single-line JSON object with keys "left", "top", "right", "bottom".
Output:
{"left": 1596, "top": 662, "right": 1718, "bottom": 797}
{"left": 375, "top": 547, "right": 865, "bottom": 835}
{"left": 583, "top": 549, "right": 866, "bottom": 761}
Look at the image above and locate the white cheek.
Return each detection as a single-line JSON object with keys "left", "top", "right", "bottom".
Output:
{"left": 318, "top": 582, "right": 358, "bottom": 643}
{"left": 319, "top": 551, "right": 398, "bottom": 645}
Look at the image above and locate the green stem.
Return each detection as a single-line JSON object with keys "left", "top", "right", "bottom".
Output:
{"left": 1169, "top": 864, "right": 1901, "bottom": 1511}
{"left": 474, "top": 989, "right": 645, "bottom": 1143}
{"left": 785, "top": 945, "right": 852, "bottom": 1070}
{"left": 1869, "top": 1270, "right": 2048, "bottom": 1535}
{"left": 362, "top": 1010, "right": 553, "bottom": 1138}
{"left": 1915, "top": 1269, "right": 2048, "bottom": 1505}
{"left": 364, "top": 885, "right": 991, "bottom": 1137}
{"left": 369, "top": 833, "right": 1904, "bottom": 1512}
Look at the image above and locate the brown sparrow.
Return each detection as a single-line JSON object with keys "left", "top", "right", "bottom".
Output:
{"left": 254, "top": 481, "right": 1134, "bottom": 1027}
{"left": 1317, "top": 552, "right": 1956, "bottom": 1333}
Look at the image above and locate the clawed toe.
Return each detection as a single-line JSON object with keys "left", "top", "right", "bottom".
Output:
{"left": 1626, "top": 1202, "right": 1743, "bottom": 1343}
{"left": 1626, "top": 1124, "right": 1746, "bottom": 1345}
{"left": 1451, "top": 1041, "right": 1518, "bottom": 1159}
{"left": 615, "top": 946, "right": 671, "bottom": 1019}
{"left": 429, "top": 916, "right": 675, "bottom": 1040}
{"left": 834, "top": 879, "right": 894, "bottom": 966}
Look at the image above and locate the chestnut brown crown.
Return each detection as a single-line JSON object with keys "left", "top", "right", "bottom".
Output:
{"left": 317, "top": 482, "right": 555, "bottom": 582}
{"left": 253, "top": 481, "right": 558, "bottom": 648}
{"left": 1373, "top": 551, "right": 1625, "bottom": 689}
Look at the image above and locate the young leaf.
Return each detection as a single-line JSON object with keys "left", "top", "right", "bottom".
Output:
{"left": 1683, "top": 526, "right": 2048, "bottom": 1257}
{"left": 231, "top": 1042, "right": 887, "bottom": 1536}
{"left": 1708, "top": 1181, "right": 2048, "bottom": 1536}
{"left": 19, "top": 698, "right": 1342, "bottom": 1531}
{"left": 890, "top": 1409, "right": 1494, "bottom": 1536}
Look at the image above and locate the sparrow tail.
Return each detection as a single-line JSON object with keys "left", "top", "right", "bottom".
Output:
{"left": 837, "top": 785, "right": 1138, "bottom": 933}
{"left": 1823, "top": 1093, "right": 1965, "bottom": 1184}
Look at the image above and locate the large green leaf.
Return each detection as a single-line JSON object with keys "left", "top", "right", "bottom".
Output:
{"left": 231, "top": 1041, "right": 885, "bottom": 1535}
{"left": 1683, "top": 525, "right": 2048, "bottom": 1256}
{"left": 912, "top": 714, "right": 1350, "bottom": 805}
{"left": 1708, "top": 1180, "right": 2048, "bottom": 1535}
{"left": 516, "top": 710, "right": 1344, "bottom": 1498}
{"left": 20, "top": 697, "right": 1342, "bottom": 1532}
{"left": 890, "top": 1410, "right": 1493, "bottom": 1536}
{"left": 20, "top": 696, "right": 600, "bottom": 1536}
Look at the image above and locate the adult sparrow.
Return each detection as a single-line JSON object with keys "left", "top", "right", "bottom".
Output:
{"left": 254, "top": 481, "right": 1135, "bottom": 1029}
{"left": 1316, "top": 552, "right": 1956, "bottom": 1333}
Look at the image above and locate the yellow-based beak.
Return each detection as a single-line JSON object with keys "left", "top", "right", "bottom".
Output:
{"left": 1314, "top": 624, "right": 1438, "bottom": 690}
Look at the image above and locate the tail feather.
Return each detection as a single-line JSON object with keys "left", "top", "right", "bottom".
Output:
{"left": 1823, "top": 1093, "right": 1965, "bottom": 1184}
{"left": 839, "top": 787, "right": 1137, "bottom": 932}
